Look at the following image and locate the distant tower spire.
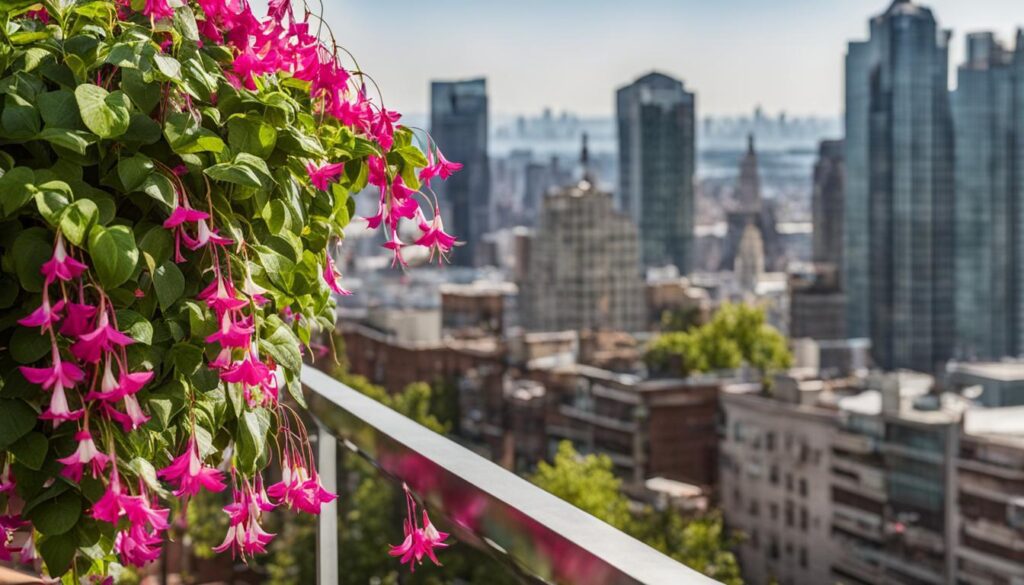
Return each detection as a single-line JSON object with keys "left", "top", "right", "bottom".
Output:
{"left": 580, "top": 132, "right": 593, "bottom": 184}
{"left": 747, "top": 132, "right": 755, "bottom": 155}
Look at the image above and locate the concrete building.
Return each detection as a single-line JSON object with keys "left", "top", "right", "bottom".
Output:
{"left": 843, "top": 0, "right": 955, "bottom": 371}
{"left": 719, "top": 377, "right": 839, "bottom": 585}
{"left": 789, "top": 263, "right": 846, "bottom": 342}
{"left": 440, "top": 281, "right": 518, "bottom": 339}
{"left": 722, "top": 135, "right": 781, "bottom": 272}
{"left": 523, "top": 154, "right": 646, "bottom": 333}
{"left": 616, "top": 72, "right": 696, "bottom": 272}
{"left": 735, "top": 222, "right": 765, "bottom": 295}
{"left": 953, "top": 32, "right": 1024, "bottom": 360}
{"left": 430, "top": 78, "right": 490, "bottom": 266}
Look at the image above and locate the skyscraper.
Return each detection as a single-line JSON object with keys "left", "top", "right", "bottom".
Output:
{"left": 430, "top": 78, "right": 490, "bottom": 266}
{"left": 616, "top": 72, "right": 695, "bottom": 273}
{"left": 523, "top": 138, "right": 646, "bottom": 333}
{"left": 812, "top": 139, "right": 844, "bottom": 268}
{"left": 843, "top": 0, "right": 955, "bottom": 372}
{"left": 721, "top": 135, "right": 781, "bottom": 271}
{"left": 953, "top": 32, "right": 1024, "bottom": 360}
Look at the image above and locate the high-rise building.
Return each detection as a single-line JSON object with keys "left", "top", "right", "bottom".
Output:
{"left": 721, "top": 135, "right": 781, "bottom": 271}
{"left": 812, "top": 139, "right": 845, "bottom": 268}
{"left": 953, "top": 32, "right": 1024, "bottom": 360}
{"left": 430, "top": 78, "right": 490, "bottom": 266}
{"left": 616, "top": 72, "right": 696, "bottom": 273}
{"left": 843, "top": 0, "right": 955, "bottom": 372}
{"left": 523, "top": 140, "right": 646, "bottom": 333}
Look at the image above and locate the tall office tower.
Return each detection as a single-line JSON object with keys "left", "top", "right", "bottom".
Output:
{"left": 430, "top": 79, "right": 490, "bottom": 266}
{"left": 616, "top": 72, "right": 696, "bottom": 273}
{"left": 954, "top": 33, "right": 1024, "bottom": 360}
{"left": 812, "top": 140, "right": 845, "bottom": 268}
{"left": 523, "top": 139, "right": 646, "bottom": 333}
{"left": 721, "top": 135, "right": 781, "bottom": 271}
{"left": 843, "top": 0, "right": 955, "bottom": 372}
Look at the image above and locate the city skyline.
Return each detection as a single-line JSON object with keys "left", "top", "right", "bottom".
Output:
{"left": 329, "top": 0, "right": 1022, "bottom": 118}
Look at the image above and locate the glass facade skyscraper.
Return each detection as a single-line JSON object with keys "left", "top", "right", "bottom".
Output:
{"left": 430, "top": 79, "right": 490, "bottom": 266}
{"left": 616, "top": 72, "right": 695, "bottom": 273}
{"left": 953, "top": 33, "right": 1024, "bottom": 360}
{"left": 844, "top": 0, "right": 955, "bottom": 372}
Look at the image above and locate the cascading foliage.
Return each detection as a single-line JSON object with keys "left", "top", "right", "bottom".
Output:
{"left": 0, "top": 0, "right": 457, "bottom": 578}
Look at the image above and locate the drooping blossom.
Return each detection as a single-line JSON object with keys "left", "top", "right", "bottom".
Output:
{"left": 0, "top": 462, "right": 13, "bottom": 494}
{"left": 184, "top": 219, "right": 233, "bottom": 251}
{"left": 17, "top": 295, "right": 63, "bottom": 330}
{"left": 322, "top": 249, "right": 352, "bottom": 296}
{"left": 91, "top": 473, "right": 126, "bottom": 524}
{"left": 40, "top": 234, "right": 87, "bottom": 284}
{"left": 206, "top": 311, "right": 255, "bottom": 349}
{"left": 70, "top": 308, "right": 135, "bottom": 364}
{"left": 38, "top": 381, "right": 84, "bottom": 426}
{"left": 213, "top": 478, "right": 276, "bottom": 559}
{"left": 115, "top": 524, "right": 163, "bottom": 567}
{"left": 198, "top": 276, "right": 248, "bottom": 318}
{"left": 163, "top": 203, "right": 210, "bottom": 262}
{"left": 57, "top": 430, "right": 109, "bottom": 483}
{"left": 157, "top": 437, "right": 226, "bottom": 498}
{"left": 306, "top": 162, "right": 345, "bottom": 191}
{"left": 266, "top": 456, "right": 336, "bottom": 514}
{"left": 141, "top": 0, "right": 174, "bottom": 21}
{"left": 60, "top": 302, "right": 97, "bottom": 337}
{"left": 415, "top": 210, "right": 457, "bottom": 263}
{"left": 84, "top": 358, "right": 153, "bottom": 403}
{"left": 20, "top": 347, "right": 85, "bottom": 391}
{"left": 121, "top": 489, "right": 170, "bottom": 532}
{"left": 389, "top": 485, "right": 450, "bottom": 571}
{"left": 102, "top": 394, "right": 151, "bottom": 432}
{"left": 383, "top": 232, "right": 408, "bottom": 268}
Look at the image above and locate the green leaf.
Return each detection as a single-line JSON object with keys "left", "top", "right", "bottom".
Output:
{"left": 253, "top": 245, "right": 294, "bottom": 291}
{"left": 227, "top": 116, "right": 277, "bottom": 159}
{"left": 11, "top": 432, "right": 48, "bottom": 471}
{"left": 260, "top": 315, "right": 302, "bottom": 373}
{"left": 139, "top": 174, "right": 176, "bottom": 210}
{"left": 38, "top": 532, "right": 77, "bottom": 576}
{"left": 116, "top": 309, "right": 153, "bottom": 345}
{"left": 153, "top": 53, "right": 181, "bottom": 79}
{"left": 0, "top": 399, "right": 36, "bottom": 449}
{"left": 37, "top": 128, "right": 94, "bottom": 155}
{"left": 153, "top": 261, "right": 184, "bottom": 310}
{"left": 10, "top": 321, "right": 51, "bottom": 363}
{"left": 121, "top": 68, "right": 160, "bottom": 113}
{"left": 0, "top": 166, "right": 36, "bottom": 216}
{"left": 128, "top": 457, "right": 169, "bottom": 498}
{"left": 74, "top": 84, "right": 131, "bottom": 138}
{"left": 59, "top": 198, "right": 98, "bottom": 247}
{"left": 117, "top": 154, "right": 154, "bottom": 191}
{"left": 12, "top": 227, "right": 51, "bottom": 292}
{"left": 34, "top": 182, "right": 71, "bottom": 226}
{"left": 28, "top": 491, "right": 81, "bottom": 535}
{"left": 37, "top": 89, "right": 82, "bottom": 129}
{"left": 237, "top": 409, "right": 271, "bottom": 473}
{"left": 204, "top": 161, "right": 262, "bottom": 188}
{"left": 138, "top": 225, "right": 173, "bottom": 269}
{"left": 1, "top": 93, "right": 40, "bottom": 138}
{"left": 87, "top": 224, "right": 138, "bottom": 289}
{"left": 123, "top": 112, "right": 162, "bottom": 144}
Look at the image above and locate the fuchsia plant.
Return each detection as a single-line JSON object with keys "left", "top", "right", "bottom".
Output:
{"left": 0, "top": 0, "right": 455, "bottom": 578}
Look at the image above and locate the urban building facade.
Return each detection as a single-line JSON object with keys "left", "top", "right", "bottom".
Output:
{"left": 616, "top": 72, "right": 696, "bottom": 272}
{"left": 812, "top": 139, "right": 845, "bottom": 269}
{"left": 953, "top": 32, "right": 1024, "bottom": 360}
{"left": 844, "top": 0, "right": 956, "bottom": 372}
{"left": 522, "top": 174, "right": 646, "bottom": 333}
{"left": 722, "top": 135, "right": 781, "bottom": 272}
{"left": 430, "top": 78, "right": 491, "bottom": 266}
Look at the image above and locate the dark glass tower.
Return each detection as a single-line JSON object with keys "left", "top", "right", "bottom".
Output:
{"left": 953, "top": 32, "right": 1024, "bottom": 359}
{"left": 616, "top": 72, "right": 696, "bottom": 273}
{"left": 843, "top": 0, "right": 955, "bottom": 372}
{"left": 430, "top": 78, "right": 490, "bottom": 266}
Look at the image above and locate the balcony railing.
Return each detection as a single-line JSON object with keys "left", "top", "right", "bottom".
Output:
{"left": 302, "top": 366, "right": 720, "bottom": 585}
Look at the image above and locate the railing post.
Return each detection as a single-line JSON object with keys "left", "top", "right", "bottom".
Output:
{"left": 316, "top": 421, "right": 338, "bottom": 585}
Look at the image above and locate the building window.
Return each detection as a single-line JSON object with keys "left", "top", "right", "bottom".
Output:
{"left": 770, "top": 465, "right": 779, "bottom": 485}
{"left": 786, "top": 473, "right": 794, "bottom": 492}
{"left": 799, "top": 507, "right": 808, "bottom": 531}
{"left": 768, "top": 537, "right": 780, "bottom": 560}
{"left": 770, "top": 503, "right": 779, "bottom": 521}
{"left": 799, "top": 547, "right": 808, "bottom": 568}
{"left": 799, "top": 478, "right": 808, "bottom": 497}
{"left": 749, "top": 499, "right": 760, "bottom": 517}
{"left": 785, "top": 501, "right": 794, "bottom": 527}
{"left": 766, "top": 431, "right": 776, "bottom": 452}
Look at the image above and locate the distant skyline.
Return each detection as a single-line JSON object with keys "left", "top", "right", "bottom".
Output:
{"left": 326, "top": 0, "right": 1022, "bottom": 118}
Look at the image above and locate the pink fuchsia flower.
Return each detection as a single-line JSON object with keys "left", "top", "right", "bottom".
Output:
{"left": 415, "top": 211, "right": 457, "bottom": 264}
{"left": 102, "top": 394, "right": 150, "bottom": 432}
{"left": 383, "top": 232, "right": 408, "bottom": 268}
{"left": 0, "top": 461, "right": 14, "bottom": 494}
{"left": 213, "top": 481, "right": 276, "bottom": 559}
{"left": 57, "top": 430, "right": 109, "bottom": 483}
{"left": 91, "top": 474, "right": 126, "bottom": 524}
{"left": 115, "top": 524, "right": 163, "bottom": 567}
{"left": 141, "top": 0, "right": 175, "bottom": 21}
{"left": 435, "top": 148, "right": 463, "bottom": 180}
{"left": 389, "top": 486, "right": 450, "bottom": 571}
{"left": 198, "top": 276, "right": 248, "bottom": 318}
{"left": 266, "top": 458, "right": 336, "bottom": 514}
{"left": 220, "top": 348, "right": 271, "bottom": 388}
{"left": 60, "top": 302, "right": 97, "bottom": 337}
{"left": 241, "top": 272, "right": 270, "bottom": 306}
{"left": 40, "top": 234, "right": 87, "bottom": 284}
{"left": 157, "top": 437, "right": 226, "bottom": 498}
{"left": 38, "top": 382, "right": 84, "bottom": 426}
{"left": 367, "top": 155, "right": 388, "bottom": 189}
{"left": 20, "top": 348, "right": 85, "bottom": 390}
{"left": 84, "top": 358, "right": 153, "bottom": 402}
{"left": 206, "top": 311, "right": 254, "bottom": 349}
{"left": 418, "top": 146, "right": 462, "bottom": 187}
{"left": 10, "top": 533, "right": 35, "bottom": 565}
{"left": 121, "top": 492, "right": 170, "bottom": 532}
{"left": 70, "top": 309, "right": 135, "bottom": 364}
{"left": 391, "top": 174, "right": 417, "bottom": 200}
{"left": 184, "top": 220, "right": 233, "bottom": 251}
{"left": 306, "top": 162, "right": 345, "bottom": 191}
{"left": 163, "top": 206, "right": 209, "bottom": 230}
{"left": 322, "top": 250, "right": 352, "bottom": 296}
{"left": 17, "top": 296, "right": 64, "bottom": 330}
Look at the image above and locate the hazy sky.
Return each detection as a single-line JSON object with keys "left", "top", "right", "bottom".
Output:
{"left": 323, "top": 0, "right": 1022, "bottom": 118}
